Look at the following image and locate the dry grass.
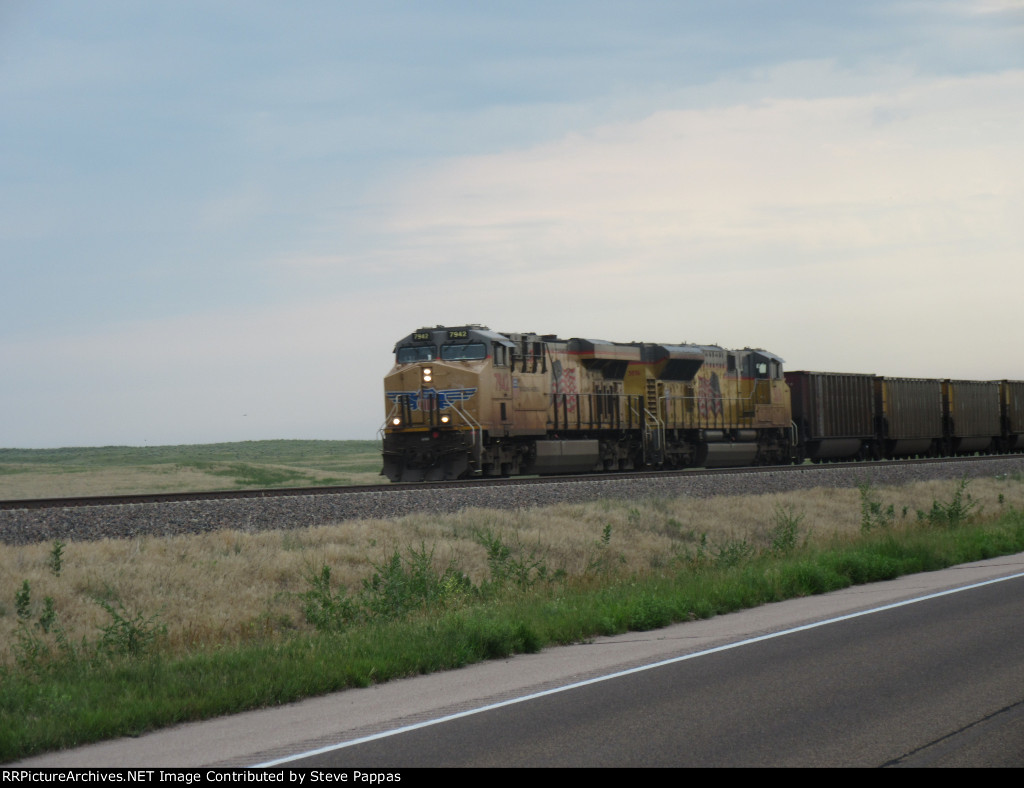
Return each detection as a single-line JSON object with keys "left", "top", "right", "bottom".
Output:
{"left": 2, "top": 476, "right": 1021, "bottom": 666}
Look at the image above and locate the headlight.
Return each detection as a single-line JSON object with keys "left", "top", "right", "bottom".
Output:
{"left": 423, "top": 374, "right": 432, "bottom": 382}
{"left": 392, "top": 417, "right": 401, "bottom": 426}
{"left": 440, "top": 415, "right": 450, "bottom": 424}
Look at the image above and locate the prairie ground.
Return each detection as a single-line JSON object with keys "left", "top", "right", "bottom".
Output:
{"left": 0, "top": 440, "right": 383, "bottom": 499}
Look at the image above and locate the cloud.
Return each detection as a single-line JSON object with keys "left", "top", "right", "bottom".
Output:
{"left": 963, "top": 0, "right": 1024, "bottom": 17}
{"left": 370, "top": 65, "right": 1021, "bottom": 263}
{"left": 332, "top": 63, "right": 1023, "bottom": 375}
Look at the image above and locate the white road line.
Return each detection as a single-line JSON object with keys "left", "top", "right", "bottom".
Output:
{"left": 252, "top": 570, "right": 1024, "bottom": 767}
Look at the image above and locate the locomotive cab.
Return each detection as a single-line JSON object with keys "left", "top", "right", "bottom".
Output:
{"left": 382, "top": 325, "right": 511, "bottom": 482}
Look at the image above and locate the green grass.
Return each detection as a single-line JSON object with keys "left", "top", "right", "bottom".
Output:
{"left": 2, "top": 502, "right": 1023, "bottom": 763}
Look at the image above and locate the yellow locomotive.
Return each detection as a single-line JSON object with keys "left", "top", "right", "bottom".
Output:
{"left": 382, "top": 325, "right": 793, "bottom": 481}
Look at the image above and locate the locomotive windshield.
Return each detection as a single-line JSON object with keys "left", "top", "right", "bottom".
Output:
{"left": 396, "top": 346, "right": 434, "bottom": 364}
{"left": 441, "top": 343, "right": 487, "bottom": 361}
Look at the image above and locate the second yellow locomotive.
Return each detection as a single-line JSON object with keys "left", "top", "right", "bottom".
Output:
{"left": 382, "top": 325, "right": 793, "bottom": 481}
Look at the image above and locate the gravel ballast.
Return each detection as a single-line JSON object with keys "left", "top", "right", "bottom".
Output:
{"left": 2, "top": 458, "right": 1023, "bottom": 546}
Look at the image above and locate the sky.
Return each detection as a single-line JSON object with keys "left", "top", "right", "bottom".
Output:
{"left": 2, "top": 1, "right": 1023, "bottom": 448}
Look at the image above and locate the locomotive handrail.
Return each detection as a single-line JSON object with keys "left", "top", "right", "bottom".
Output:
{"left": 660, "top": 385, "right": 773, "bottom": 431}
{"left": 381, "top": 397, "right": 403, "bottom": 433}
{"left": 449, "top": 400, "right": 483, "bottom": 470}
{"left": 629, "top": 400, "right": 642, "bottom": 431}
{"left": 643, "top": 404, "right": 666, "bottom": 465}
{"left": 553, "top": 392, "right": 624, "bottom": 431}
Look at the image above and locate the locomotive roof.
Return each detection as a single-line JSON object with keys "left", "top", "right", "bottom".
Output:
{"left": 396, "top": 325, "right": 515, "bottom": 348}
{"left": 396, "top": 326, "right": 783, "bottom": 361}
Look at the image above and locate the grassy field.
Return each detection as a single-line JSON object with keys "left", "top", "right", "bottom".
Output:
{"left": 1, "top": 469, "right": 1023, "bottom": 762}
{"left": 0, "top": 440, "right": 383, "bottom": 499}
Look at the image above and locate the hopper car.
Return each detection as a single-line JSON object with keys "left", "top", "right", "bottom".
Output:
{"left": 381, "top": 325, "right": 1024, "bottom": 482}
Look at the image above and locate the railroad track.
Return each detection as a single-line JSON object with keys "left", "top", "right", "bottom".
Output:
{"left": 2, "top": 454, "right": 1019, "bottom": 512}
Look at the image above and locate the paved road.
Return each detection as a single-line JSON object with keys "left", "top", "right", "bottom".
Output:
{"left": 300, "top": 572, "right": 1024, "bottom": 767}
{"left": 14, "top": 552, "right": 1024, "bottom": 768}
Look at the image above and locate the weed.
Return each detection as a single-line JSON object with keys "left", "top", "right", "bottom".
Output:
{"left": 662, "top": 517, "right": 685, "bottom": 536}
{"left": 473, "top": 529, "right": 557, "bottom": 595}
{"left": 361, "top": 544, "right": 472, "bottom": 620}
{"left": 917, "top": 478, "right": 977, "bottom": 528}
{"left": 767, "top": 505, "right": 804, "bottom": 556}
{"left": 713, "top": 537, "right": 755, "bottom": 568}
{"left": 300, "top": 565, "right": 358, "bottom": 632}
{"left": 859, "top": 482, "right": 895, "bottom": 533}
{"left": 95, "top": 599, "right": 166, "bottom": 658}
{"left": 586, "top": 524, "right": 621, "bottom": 575}
{"left": 13, "top": 626, "right": 51, "bottom": 673}
{"left": 88, "top": 581, "right": 121, "bottom": 605}
{"left": 12, "top": 582, "right": 46, "bottom": 671}
{"left": 10, "top": 582, "right": 76, "bottom": 672}
{"left": 48, "top": 540, "right": 65, "bottom": 577}
{"left": 676, "top": 532, "right": 710, "bottom": 571}
{"left": 15, "top": 581, "right": 31, "bottom": 620}
{"left": 37, "top": 598, "right": 57, "bottom": 635}
{"left": 302, "top": 544, "right": 479, "bottom": 630}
